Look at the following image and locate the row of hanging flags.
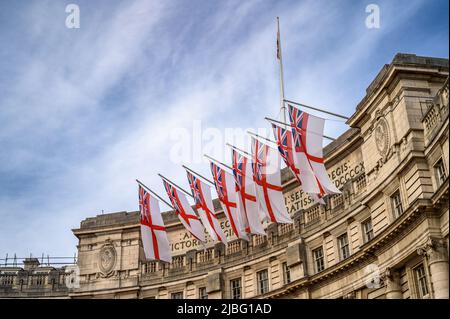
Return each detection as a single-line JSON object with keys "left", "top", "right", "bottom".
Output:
{"left": 137, "top": 103, "right": 341, "bottom": 263}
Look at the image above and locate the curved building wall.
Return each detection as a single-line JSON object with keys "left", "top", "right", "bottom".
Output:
{"left": 1, "top": 53, "right": 448, "bottom": 299}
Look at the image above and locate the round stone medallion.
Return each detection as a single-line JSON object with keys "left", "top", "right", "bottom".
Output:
{"left": 98, "top": 243, "right": 116, "bottom": 275}
{"left": 374, "top": 117, "right": 390, "bottom": 156}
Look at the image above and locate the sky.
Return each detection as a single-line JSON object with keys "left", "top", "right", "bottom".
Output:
{"left": 0, "top": 0, "right": 448, "bottom": 258}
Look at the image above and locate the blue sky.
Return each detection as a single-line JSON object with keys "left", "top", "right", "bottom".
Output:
{"left": 0, "top": 0, "right": 448, "bottom": 258}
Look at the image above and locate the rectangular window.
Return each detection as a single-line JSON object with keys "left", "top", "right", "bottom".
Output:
{"left": 171, "top": 292, "right": 183, "bottom": 299}
{"left": 282, "top": 262, "right": 291, "bottom": 284}
{"left": 257, "top": 269, "right": 269, "bottom": 295}
{"left": 435, "top": 159, "right": 446, "bottom": 187}
{"left": 414, "top": 264, "right": 429, "bottom": 298}
{"left": 230, "top": 278, "right": 242, "bottom": 299}
{"left": 198, "top": 287, "right": 208, "bottom": 299}
{"left": 338, "top": 233, "right": 350, "bottom": 260}
{"left": 312, "top": 246, "right": 325, "bottom": 273}
{"left": 391, "top": 191, "right": 403, "bottom": 218}
{"left": 362, "top": 219, "right": 374, "bottom": 243}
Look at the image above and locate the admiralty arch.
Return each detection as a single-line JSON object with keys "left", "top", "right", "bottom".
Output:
{"left": 1, "top": 53, "right": 448, "bottom": 299}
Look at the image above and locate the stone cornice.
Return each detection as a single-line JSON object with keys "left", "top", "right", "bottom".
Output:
{"left": 348, "top": 54, "right": 449, "bottom": 128}
{"left": 264, "top": 197, "right": 430, "bottom": 299}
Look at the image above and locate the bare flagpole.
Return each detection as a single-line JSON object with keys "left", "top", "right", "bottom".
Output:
{"left": 277, "top": 17, "right": 287, "bottom": 124}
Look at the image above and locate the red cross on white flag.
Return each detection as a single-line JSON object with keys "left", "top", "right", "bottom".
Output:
{"left": 186, "top": 170, "right": 227, "bottom": 244}
{"left": 162, "top": 178, "right": 206, "bottom": 243}
{"left": 251, "top": 137, "right": 293, "bottom": 224}
{"left": 210, "top": 161, "right": 249, "bottom": 241}
{"left": 231, "top": 148, "right": 266, "bottom": 236}
{"left": 288, "top": 104, "right": 341, "bottom": 195}
{"left": 138, "top": 185, "right": 172, "bottom": 263}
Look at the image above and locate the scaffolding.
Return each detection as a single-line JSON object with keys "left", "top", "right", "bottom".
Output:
{"left": 0, "top": 253, "right": 77, "bottom": 268}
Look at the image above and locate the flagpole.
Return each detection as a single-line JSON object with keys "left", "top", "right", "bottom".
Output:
{"left": 284, "top": 99, "right": 349, "bottom": 120}
{"left": 226, "top": 143, "right": 252, "bottom": 159}
{"left": 203, "top": 154, "right": 233, "bottom": 171}
{"left": 182, "top": 165, "right": 215, "bottom": 186}
{"left": 135, "top": 179, "right": 174, "bottom": 209}
{"left": 265, "top": 116, "right": 336, "bottom": 141}
{"left": 277, "top": 17, "right": 287, "bottom": 124}
{"left": 246, "top": 131, "right": 277, "bottom": 146}
{"left": 158, "top": 174, "right": 194, "bottom": 198}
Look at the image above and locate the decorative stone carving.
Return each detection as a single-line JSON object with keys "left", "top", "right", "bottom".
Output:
{"left": 374, "top": 117, "right": 390, "bottom": 157}
{"left": 417, "top": 237, "right": 449, "bottom": 299}
{"left": 389, "top": 95, "right": 401, "bottom": 109}
{"left": 401, "top": 137, "right": 408, "bottom": 152}
{"left": 382, "top": 267, "right": 402, "bottom": 299}
{"left": 98, "top": 239, "right": 117, "bottom": 277}
{"left": 416, "top": 237, "right": 448, "bottom": 263}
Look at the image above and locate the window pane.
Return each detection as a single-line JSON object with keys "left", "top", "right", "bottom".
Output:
{"left": 257, "top": 270, "right": 269, "bottom": 294}
{"left": 171, "top": 292, "right": 183, "bottom": 299}
{"left": 230, "top": 278, "right": 241, "bottom": 299}
{"left": 414, "top": 264, "right": 429, "bottom": 298}
{"left": 313, "top": 247, "right": 325, "bottom": 273}
{"left": 362, "top": 219, "right": 374, "bottom": 243}
{"left": 391, "top": 192, "right": 403, "bottom": 218}
{"left": 435, "top": 160, "right": 446, "bottom": 186}
{"left": 338, "top": 234, "right": 350, "bottom": 260}
{"left": 282, "top": 262, "right": 291, "bottom": 284}
{"left": 198, "top": 287, "right": 207, "bottom": 299}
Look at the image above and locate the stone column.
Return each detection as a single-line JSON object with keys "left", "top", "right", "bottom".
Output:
{"left": 417, "top": 237, "right": 449, "bottom": 299}
{"left": 384, "top": 268, "right": 402, "bottom": 299}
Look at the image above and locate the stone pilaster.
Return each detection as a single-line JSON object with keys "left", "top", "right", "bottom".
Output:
{"left": 286, "top": 239, "right": 306, "bottom": 280}
{"left": 206, "top": 269, "right": 223, "bottom": 299}
{"left": 417, "top": 237, "right": 449, "bottom": 299}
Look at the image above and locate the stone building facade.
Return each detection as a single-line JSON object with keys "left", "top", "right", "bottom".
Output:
{"left": 1, "top": 53, "right": 448, "bottom": 299}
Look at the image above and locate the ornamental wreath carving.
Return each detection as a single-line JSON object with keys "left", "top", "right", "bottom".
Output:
{"left": 98, "top": 240, "right": 116, "bottom": 277}
{"left": 374, "top": 117, "right": 390, "bottom": 156}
